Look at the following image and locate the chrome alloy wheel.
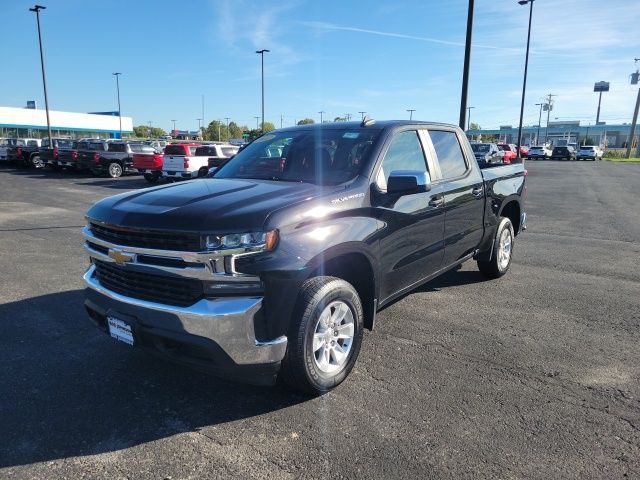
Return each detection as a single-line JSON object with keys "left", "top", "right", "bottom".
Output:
{"left": 498, "top": 227, "right": 512, "bottom": 270}
{"left": 312, "top": 300, "right": 355, "bottom": 373}
{"left": 108, "top": 163, "right": 123, "bottom": 178}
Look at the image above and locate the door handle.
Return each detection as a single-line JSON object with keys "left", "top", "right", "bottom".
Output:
{"left": 472, "top": 186, "right": 484, "bottom": 197}
{"left": 428, "top": 196, "right": 444, "bottom": 207}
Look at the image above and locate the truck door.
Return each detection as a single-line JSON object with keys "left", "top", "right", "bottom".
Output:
{"left": 426, "top": 129, "right": 485, "bottom": 267}
{"left": 373, "top": 129, "right": 445, "bottom": 302}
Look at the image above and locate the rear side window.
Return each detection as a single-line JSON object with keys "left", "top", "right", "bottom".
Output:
{"left": 195, "top": 146, "right": 215, "bottom": 156}
{"left": 88, "top": 142, "right": 105, "bottom": 151}
{"left": 376, "top": 130, "right": 427, "bottom": 190}
{"left": 429, "top": 130, "right": 468, "bottom": 179}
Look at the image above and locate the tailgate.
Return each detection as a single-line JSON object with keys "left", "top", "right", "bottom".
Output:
{"left": 163, "top": 155, "right": 185, "bottom": 171}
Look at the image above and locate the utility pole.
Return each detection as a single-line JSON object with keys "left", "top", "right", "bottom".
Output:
{"left": 543, "top": 94, "right": 556, "bottom": 144}
{"left": 466, "top": 106, "right": 475, "bottom": 131}
{"left": 358, "top": 111, "right": 366, "bottom": 120}
{"left": 254, "top": 116, "right": 259, "bottom": 130}
{"left": 280, "top": 114, "right": 283, "bottom": 128}
{"left": 625, "top": 61, "right": 640, "bottom": 158}
{"left": 407, "top": 109, "right": 415, "bottom": 120}
{"left": 29, "top": 5, "right": 52, "bottom": 147}
{"left": 459, "top": 0, "right": 474, "bottom": 130}
{"left": 112, "top": 72, "right": 123, "bottom": 139}
{"left": 318, "top": 111, "right": 325, "bottom": 123}
{"left": 225, "top": 117, "right": 230, "bottom": 135}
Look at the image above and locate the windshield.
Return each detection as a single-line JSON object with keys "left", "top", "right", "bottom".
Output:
{"left": 214, "top": 128, "right": 382, "bottom": 186}
{"left": 497, "top": 145, "right": 510, "bottom": 151}
{"left": 471, "top": 144, "right": 490, "bottom": 153}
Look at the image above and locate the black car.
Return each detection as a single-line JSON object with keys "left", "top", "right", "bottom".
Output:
{"left": 551, "top": 146, "right": 576, "bottom": 160}
{"left": 470, "top": 142, "right": 503, "bottom": 166}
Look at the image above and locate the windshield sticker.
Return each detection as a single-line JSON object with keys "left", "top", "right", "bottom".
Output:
{"left": 254, "top": 134, "right": 275, "bottom": 143}
{"left": 343, "top": 132, "right": 360, "bottom": 139}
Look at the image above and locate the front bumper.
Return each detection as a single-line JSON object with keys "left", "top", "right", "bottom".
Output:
{"left": 83, "top": 266, "right": 288, "bottom": 385}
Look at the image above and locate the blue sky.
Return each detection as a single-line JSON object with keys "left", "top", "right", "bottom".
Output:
{"left": 1, "top": 0, "right": 639, "bottom": 132}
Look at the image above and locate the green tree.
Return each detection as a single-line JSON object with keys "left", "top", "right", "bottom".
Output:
{"left": 203, "top": 120, "right": 229, "bottom": 141}
{"left": 297, "top": 118, "right": 315, "bottom": 125}
{"left": 333, "top": 116, "right": 347, "bottom": 122}
{"left": 150, "top": 127, "right": 166, "bottom": 138}
{"left": 133, "top": 125, "right": 149, "bottom": 137}
{"left": 228, "top": 122, "right": 245, "bottom": 139}
{"left": 469, "top": 122, "right": 481, "bottom": 131}
{"left": 262, "top": 122, "right": 276, "bottom": 133}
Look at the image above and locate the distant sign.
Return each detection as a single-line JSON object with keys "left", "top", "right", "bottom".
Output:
{"left": 594, "top": 81, "right": 610, "bottom": 92}
{"left": 499, "top": 125, "right": 512, "bottom": 130}
{"left": 26, "top": 100, "right": 37, "bottom": 109}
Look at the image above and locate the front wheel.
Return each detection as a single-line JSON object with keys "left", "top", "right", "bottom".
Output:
{"left": 477, "top": 217, "right": 515, "bottom": 279}
{"left": 107, "top": 162, "right": 123, "bottom": 178}
{"left": 31, "top": 155, "right": 43, "bottom": 168}
{"left": 280, "top": 276, "right": 364, "bottom": 395}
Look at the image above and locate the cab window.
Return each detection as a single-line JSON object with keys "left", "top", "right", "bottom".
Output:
{"left": 429, "top": 130, "right": 468, "bottom": 179}
{"left": 376, "top": 130, "right": 427, "bottom": 191}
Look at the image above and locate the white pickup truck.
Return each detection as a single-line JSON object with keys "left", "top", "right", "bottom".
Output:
{"left": 162, "top": 143, "right": 239, "bottom": 180}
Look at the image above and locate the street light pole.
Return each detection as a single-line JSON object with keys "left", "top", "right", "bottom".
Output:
{"left": 535, "top": 103, "right": 544, "bottom": 144}
{"left": 459, "top": 0, "right": 474, "bottom": 130}
{"left": 29, "top": 4, "right": 52, "bottom": 146}
{"left": 254, "top": 116, "right": 260, "bottom": 130}
{"left": 358, "top": 111, "right": 366, "bottom": 120}
{"left": 466, "top": 106, "right": 475, "bottom": 131}
{"left": 112, "top": 72, "right": 123, "bottom": 139}
{"left": 407, "top": 109, "right": 415, "bottom": 120}
{"left": 171, "top": 119, "right": 177, "bottom": 136}
{"left": 516, "top": 0, "right": 535, "bottom": 161}
{"left": 543, "top": 94, "right": 556, "bottom": 144}
{"left": 255, "top": 49, "right": 270, "bottom": 133}
{"left": 318, "top": 111, "right": 325, "bottom": 123}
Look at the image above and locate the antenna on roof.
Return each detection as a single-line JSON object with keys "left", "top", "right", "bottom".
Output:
{"left": 360, "top": 115, "right": 375, "bottom": 127}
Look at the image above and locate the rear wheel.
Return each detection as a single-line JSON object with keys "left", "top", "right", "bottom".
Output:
{"left": 197, "top": 167, "right": 208, "bottom": 177}
{"left": 108, "top": 162, "right": 123, "bottom": 178}
{"left": 31, "top": 155, "right": 43, "bottom": 168}
{"left": 477, "top": 217, "right": 514, "bottom": 279}
{"left": 280, "top": 276, "right": 364, "bottom": 395}
{"left": 144, "top": 173, "right": 158, "bottom": 184}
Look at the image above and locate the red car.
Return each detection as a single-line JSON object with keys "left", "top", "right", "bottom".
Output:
{"left": 497, "top": 143, "right": 517, "bottom": 164}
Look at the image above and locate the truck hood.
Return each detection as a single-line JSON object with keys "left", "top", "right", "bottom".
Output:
{"left": 87, "top": 178, "right": 327, "bottom": 232}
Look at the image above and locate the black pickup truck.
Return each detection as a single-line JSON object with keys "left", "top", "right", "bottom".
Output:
{"left": 83, "top": 120, "right": 526, "bottom": 394}
{"left": 7, "top": 138, "right": 42, "bottom": 168}
{"left": 39, "top": 138, "right": 76, "bottom": 169}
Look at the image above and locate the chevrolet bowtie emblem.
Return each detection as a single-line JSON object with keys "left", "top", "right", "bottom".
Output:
{"left": 108, "top": 248, "right": 135, "bottom": 265}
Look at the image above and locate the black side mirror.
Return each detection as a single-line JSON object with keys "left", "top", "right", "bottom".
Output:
{"left": 387, "top": 170, "right": 431, "bottom": 195}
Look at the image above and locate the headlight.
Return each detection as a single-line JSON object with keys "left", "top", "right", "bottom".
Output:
{"left": 204, "top": 230, "right": 278, "bottom": 252}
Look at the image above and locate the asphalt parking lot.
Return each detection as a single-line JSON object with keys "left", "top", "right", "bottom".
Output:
{"left": 1, "top": 160, "right": 639, "bottom": 479}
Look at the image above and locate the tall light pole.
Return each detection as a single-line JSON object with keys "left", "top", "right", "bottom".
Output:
{"left": 466, "top": 106, "right": 475, "bottom": 131}
{"left": 29, "top": 5, "right": 52, "bottom": 146}
{"left": 594, "top": 81, "right": 610, "bottom": 125}
{"left": 225, "top": 117, "right": 230, "bottom": 132}
{"left": 516, "top": 0, "right": 535, "bottom": 161}
{"left": 254, "top": 116, "right": 260, "bottom": 130}
{"left": 112, "top": 72, "right": 123, "bottom": 139}
{"left": 358, "top": 111, "right": 366, "bottom": 120}
{"left": 196, "top": 118, "right": 202, "bottom": 137}
{"left": 280, "top": 114, "right": 283, "bottom": 128}
{"left": 535, "top": 103, "right": 544, "bottom": 144}
{"left": 256, "top": 49, "right": 270, "bottom": 132}
{"left": 625, "top": 62, "right": 640, "bottom": 158}
{"left": 171, "top": 119, "right": 177, "bottom": 134}
{"left": 459, "top": 0, "right": 474, "bottom": 130}
{"left": 543, "top": 94, "right": 556, "bottom": 144}
{"left": 407, "top": 109, "right": 415, "bottom": 120}
{"left": 318, "top": 111, "right": 325, "bottom": 123}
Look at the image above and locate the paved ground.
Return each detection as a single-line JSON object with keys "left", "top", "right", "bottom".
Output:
{"left": 0, "top": 161, "right": 638, "bottom": 479}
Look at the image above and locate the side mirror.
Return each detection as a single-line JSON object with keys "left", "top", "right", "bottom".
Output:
{"left": 387, "top": 170, "right": 431, "bottom": 195}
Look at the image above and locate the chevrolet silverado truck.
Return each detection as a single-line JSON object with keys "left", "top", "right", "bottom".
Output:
{"left": 91, "top": 141, "right": 149, "bottom": 178}
{"left": 7, "top": 138, "right": 42, "bottom": 167}
{"left": 83, "top": 119, "right": 526, "bottom": 395}
{"left": 162, "top": 143, "right": 232, "bottom": 180}
{"left": 77, "top": 139, "right": 109, "bottom": 172}
{"left": 39, "top": 138, "right": 75, "bottom": 169}
{"left": 133, "top": 148, "right": 165, "bottom": 184}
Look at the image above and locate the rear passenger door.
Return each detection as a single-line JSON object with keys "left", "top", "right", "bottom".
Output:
{"left": 426, "top": 129, "right": 485, "bottom": 267}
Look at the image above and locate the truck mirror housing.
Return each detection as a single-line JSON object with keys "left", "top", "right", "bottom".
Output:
{"left": 387, "top": 170, "right": 431, "bottom": 195}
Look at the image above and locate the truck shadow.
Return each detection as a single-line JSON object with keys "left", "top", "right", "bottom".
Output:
{"left": 0, "top": 290, "right": 306, "bottom": 468}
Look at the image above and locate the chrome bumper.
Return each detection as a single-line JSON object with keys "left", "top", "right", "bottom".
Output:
{"left": 83, "top": 265, "right": 287, "bottom": 365}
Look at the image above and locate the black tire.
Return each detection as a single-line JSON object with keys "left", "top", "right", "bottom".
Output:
{"left": 30, "top": 155, "right": 43, "bottom": 169}
{"left": 107, "top": 162, "right": 123, "bottom": 178}
{"left": 197, "top": 167, "right": 208, "bottom": 178}
{"left": 477, "top": 217, "right": 515, "bottom": 279}
{"left": 144, "top": 173, "right": 158, "bottom": 184}
{"left": 280, "top": 276, "right": 364, "bottom": 395}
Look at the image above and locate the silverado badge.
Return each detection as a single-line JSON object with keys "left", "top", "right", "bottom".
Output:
{"left": 108, "top": 248, "right": 135, "bottom": 265}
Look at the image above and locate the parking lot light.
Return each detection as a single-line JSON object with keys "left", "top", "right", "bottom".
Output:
{"left": 516, "top": 0, "right": 535, "bottom": 161}
{"left": 29, "top": 4, "right": 52, "bottom": 147}
{"left": 112, "top": 72, "right": 122, "bottom": 139}
{"left": 256, "top": 49, "right": 270, "bottom": 133}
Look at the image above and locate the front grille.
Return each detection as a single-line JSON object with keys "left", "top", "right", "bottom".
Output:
{"left": 93, "top": 260, "right": 203, "bottom": 307}
{"left": 90, "top": 222, "right": 201, "bottom": 251}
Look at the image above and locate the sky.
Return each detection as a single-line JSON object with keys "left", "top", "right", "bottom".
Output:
{"left": 1, "top": 0, "right": 639, "bottom": 132}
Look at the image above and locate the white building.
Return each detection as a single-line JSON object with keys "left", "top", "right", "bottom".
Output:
{"left": 0, "top": 105, "right": 133, "bottom": 139}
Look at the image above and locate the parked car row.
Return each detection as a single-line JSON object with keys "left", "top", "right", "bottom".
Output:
{"left": 526, "top": 144, "right": 603, "bottom": 161}
{"left": 0, "top": 137, "right": 239, "bottom": 179}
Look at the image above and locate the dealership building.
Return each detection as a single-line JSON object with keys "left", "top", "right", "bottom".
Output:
{"left": 0, "top": 105, "right": 133, "bottom": 139}
{"left": 467, "top": 121, "right": 638, "bottom": 149}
